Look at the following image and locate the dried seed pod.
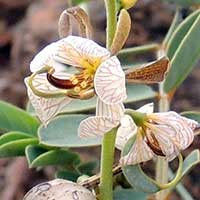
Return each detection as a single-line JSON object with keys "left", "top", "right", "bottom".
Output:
{"left": 58, "top": 7, "right": 93, "bottom": 39}
{"left": 110, "top": 9, "right": 131, "bottom": 55}
{"left": 23, "top": 179, "right": 96, "bottom": 200}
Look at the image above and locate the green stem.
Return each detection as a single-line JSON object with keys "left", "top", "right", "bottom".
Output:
{"left": 156, "top": 81, "right": 169, "bottom": 200}
{"left": 99, "top": 128, "right": 117, "bottom": 200}
{"left": 118, "top": 43, "right": 159, "bottom": 57}
{"left": 104, "top": 0, "right": 117, "bottom": 48}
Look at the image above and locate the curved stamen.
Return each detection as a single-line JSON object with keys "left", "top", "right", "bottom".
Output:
{"left": 47, "top": 71, "right": 75, "bottom": 89}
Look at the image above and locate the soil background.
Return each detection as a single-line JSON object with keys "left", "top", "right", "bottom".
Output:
{"left": 0, "top": 0, "right": 199, "bottom": 199}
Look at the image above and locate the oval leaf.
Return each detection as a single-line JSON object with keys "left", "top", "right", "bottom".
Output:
{"left": 0, "top": 138, "right": 38, "bottom": 157}
{"left": 167, "top": 10, "right": 200, "bottom": 59}
{"left": 164, "top": 14, "right": 200, "bottom": 93}
{"left": 56, "top": 170, "right": 80, "bottom": 182}
{"left": 181, "top": 111, "right": 200, "bottom": 122}
{"left": 0, "top": 101, "right": 39, "bottom": 135}
{"left": 38, "top": 115, "right": 102, "bottom": 147}
{"left": 114, "top": 189, "right": 147, "bottom": 200}
{"left": 26, "top": 145, "right": 80, "bottom": 168}
{"left": 0, "top": 131, "right": 33, "bottom": 146}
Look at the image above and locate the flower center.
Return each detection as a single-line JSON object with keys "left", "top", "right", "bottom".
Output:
{"left": 47, "top": 57, "right": 102, "bottom": 98}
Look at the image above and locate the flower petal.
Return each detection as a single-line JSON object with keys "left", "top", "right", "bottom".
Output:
{"left": 151, "top": 111, "right": 197, "bottom": 150}
{"left": 24, "top": 73, "right": 72, "bottom": 125}
{"left": 54, "top": 36, "right": 110, "bottom": 67}
{"left": 94, "top": 56, "right": 127, "bottom": 105}
{"left": 137, "top": 103, "right": 154, "bottom": 114}
{"left": 148, "top": 124, "right": 180, "bottom": 161}
{"left": 30, "top": 42, "right": 66, "bottom": 72}
{"left": 116, "top": 115, "right": 137, "bottom": 150}
{"left": 96, "top": 98, "right": 124, "bottom": 120}
{"left": 78, "top": 116, "right": 118, "bottom": 138}
{"left": 120, "top": 134, "right": 154, "bottom": 165}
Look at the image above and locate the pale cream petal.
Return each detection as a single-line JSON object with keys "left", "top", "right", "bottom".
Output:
{"left": 137, "top": 103, "right": 154, "bottom": 114}
{"left": 54, "top": 36, "right": 110, "bottom": 67}
{"left": 94, "top": 56, "right": 127, "bottom": 105}
{"left": 96, "top": 98, "right": 125, "bottom": 120}
{"left": 149, "top": 125, "right": 180, "bottom": 161}
{"left": 24, "top": 74, "right": 72, "bottom": 125}
{"left": 116, "top": 115, "right": 137, "bottom": 150}
{"left": 151, "top": 111, "right": 197, "bottom": 150}
{"left": 78, "top": 116, "right": 118, "bottom": 138}
{"left": 30, "top": 42, "right": 60, "bottom": 72}
{"left": 120, "top": 135, "right": 154, "bottom": 165}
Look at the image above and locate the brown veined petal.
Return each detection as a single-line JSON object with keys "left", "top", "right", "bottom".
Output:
{"left": 116, "top": 115, "right": 137, "bottom": 150}
{"left": 94, "top": 56, "right": 127, "bottom": 105}
{"left": 78, "top": 116, "right": 119, "bottom": 138}
{"left": 96, "top": 98, "right": 125, "bottom": 120}
{"left": 54, "top": 36, "right": 110, "bottom": 67}
{"left": 24, "top": 73, "right": 72, "bottom": 125}
{"left": 125, "top": 57, "right": 169, "bottom": 84}
{"left": 120, "top": 134, "right": 154, "bottom": 165}
{"left": 148, "top": 124, "right": 180, "bottom": 161}
{"left": 150, "top": 111, "right": 197, "bottom": 150}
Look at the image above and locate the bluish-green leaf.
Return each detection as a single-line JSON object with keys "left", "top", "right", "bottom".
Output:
{"left": 164, "top": 13, "right": 200, "bottom": 93}
{"left": 26, "top": 145, "right": 80, "bottom": 168}
{"left": 0, "top": 131, "right": 33, "bottom": 146}
{"left": 161, "top": 0, "right": 200, "bottom": 6}
{"left": 0, "top": 138, "right": 38, "bottom": 157}
{"left": 27, "top": 84, "right": 156, "bottom": 115}
{"left": 78, "top": 161, "right": 99, "bottom": 176}
{"left": 114, "top": 189, "right": 148, "bottom": 200}
{"left": 122, "top": 136, "right": 160, "bottom": 193}
{"left": 56, "top": 170, "right": 80, "bottom": 182}
{"left": 38, "top": 115, "right": 102, "bottom": 147}
{"left": 167, "top": 10, "right": 200, "bottom": 59}
{"left": 181, "top": 111, "right": 200, "bottom": 122}
{"left": 0, "top": 101, "right": 39, "bottom": 135}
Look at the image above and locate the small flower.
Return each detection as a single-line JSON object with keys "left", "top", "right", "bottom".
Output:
{"left": 120, "top": 103, "right": 198, "bottom": 165}
{"left": 25, "top": 36, "right": 126, "bottom": 124}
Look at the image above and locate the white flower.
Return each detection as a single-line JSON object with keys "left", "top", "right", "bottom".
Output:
{"left": 120, "top": 103, "right": 198, "bottom": 165}
{"left": 25, "top": 36, "right": 127, "bottom": 124}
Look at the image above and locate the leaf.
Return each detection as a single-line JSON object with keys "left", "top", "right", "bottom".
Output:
{"left": 56, "top": 170, "right": 80, "bottom": 182}
{"left": 181, "top": 111, "right": 200, "bottom": 122}
{"left": 0, "top": 101, "right": 39, "bottom": 136}
{"left": 27, "top": 84, "right": 156, "bottom": 115}
{"left": 38, "top": 115, "right": 102, "bottom": 147}
{"left": 114, "top": 189, "right": 148, "bottom": 200}
{"left": 160, "top": 0, "right": 200, "bottom": 6}
{"left": 78, "top": 161, "right": 99, "bottom": 176}
{"left": 26, "top": 145, "right": 80, "bottom": 168}
{"left": 181, "top": 149, "right": 200, "bottom": 178}
{"left": 72, "top": 0, "right": 90, "bottom": 5}
{"left": 164, "top": 14, "right": 200, "bottom": 93}
{"left": 0, "top": 131, "right": 33, "bottom": 146}
{"left": 0, "top": 138, "right": 38, "bottom": 157}
{"left": 167, "top": 10, "right": 200, "bottom": 59}
{"left": 122, "top": 136, "right": 160, "bottom": 193}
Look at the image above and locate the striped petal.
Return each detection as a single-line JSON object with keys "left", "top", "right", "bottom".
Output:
{"left": 96, "top": 98, "right": 125, "bottom": 120}
{"left": 78, "top": 116, "right": 118, "bottom": 138}
{"left": 94, "top": 56, "right": 127, "bottom": 105}
{"left": 116, "top": 115, "right": 137, "bottom": 150}
{"left": 149, "top": 125, "right": 180, "bottom": 161}
{"left": 54, "top": 36, "right": 110, "bottom": 67}
{"left": 24, "top": 73, "right": 72, "bottom": 125}
{"left": 151, "top": 111, "right": 197, "bottom": 150}
{"left": 120, "top": 134, "right": 154, "bottom": 165}
{"left": 30, "top": 42, "right": 66, "bottom": 73}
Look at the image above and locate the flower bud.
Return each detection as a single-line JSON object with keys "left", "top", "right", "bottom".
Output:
{"left": 121, "top": 0, "right": 138, "bottom": 10}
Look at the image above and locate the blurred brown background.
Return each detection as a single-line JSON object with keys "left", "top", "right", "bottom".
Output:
{"left": 0, "top": 0, "right": 199, "bottom": 199}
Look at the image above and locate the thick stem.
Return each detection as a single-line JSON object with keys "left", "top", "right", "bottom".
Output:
{"left": 99, "top": 128, "right": 117, "bottom": 200}
{"left": 156, "top": 82, "right": 169, "bottom": 200}
{"left": 104, "top": 0, "right": 117, "bottom": 48}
